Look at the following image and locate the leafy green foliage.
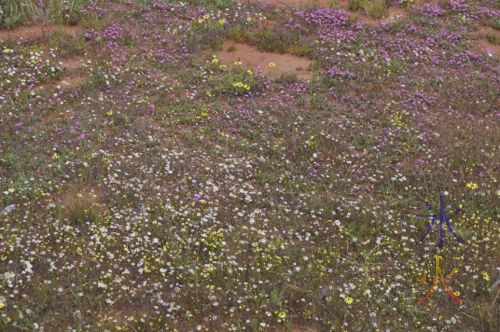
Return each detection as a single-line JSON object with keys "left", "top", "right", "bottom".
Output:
{"left": 0, "top": 1, "right": 25, "bottom": 28}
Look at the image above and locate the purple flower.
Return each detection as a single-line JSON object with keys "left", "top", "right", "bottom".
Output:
{"left": 474, "top": 6, "right": 500, "bottom": 18}
{"left": 327, "top": 66, "right": 353, "bottom": 80}
{"left": 36, "top": 2, "right": 45, "bottom": 8}
{"left": 421, "top": 4, "right": 444, "bottom": 17}
{"left": 297, "top": 8, "right": 349, "bottom": 28}
{"left": 448, "top": 0, "right": 469, "bottom": 12}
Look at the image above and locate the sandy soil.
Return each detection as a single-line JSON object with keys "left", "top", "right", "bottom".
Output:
{"left": 218, "top": 40, "right": 315, "bottom": 80}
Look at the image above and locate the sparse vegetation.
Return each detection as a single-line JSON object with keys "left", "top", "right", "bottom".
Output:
{"left": 367, "top": 0, "right": 387, "bottom": 19}
{"left": 0, "top": 0, "right": 499, "bottom": 331}
{"left": 0, "top": 0, "right": 88, "bottom": 28}
{"left": 348, "top": 0, "right": 367, "bottom": 11}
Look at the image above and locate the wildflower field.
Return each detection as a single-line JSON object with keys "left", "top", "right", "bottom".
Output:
{"left": 0, "top": 0, "right": 499, "bottom": 331}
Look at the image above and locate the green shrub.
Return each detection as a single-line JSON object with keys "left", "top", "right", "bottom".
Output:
{"left": 0, "top": 1, "right": 25, "bottom": 28}
{"left": 367, "top": 0, "right": 388, "bottom": 19}
{"left": 486, "top": 32, "right": 500, "bottom": 45}
{"left": 0, "top": 0, "right": 88, "bottom": 28}
{"left": 348, "top": 0, "right": 367, "bottom": 11}
{"left": 289, "top": 43, "right": 314, "bottom": 57}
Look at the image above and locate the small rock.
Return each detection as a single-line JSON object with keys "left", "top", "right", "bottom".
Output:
{"left": 0, "top": 204, "right": 15, "bottom": 216}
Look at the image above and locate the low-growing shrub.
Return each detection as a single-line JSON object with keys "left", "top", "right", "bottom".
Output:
{"left": 486, "top": 32, "right": 499, "bottom": 45}
{"left": 348, "top": 0, "right": 367, "bottom": 11}
{"left": 367, "top": 0, "right": 388, "bottom": 19}
{"left": 0, "top": 0, "right": 88, "bottom": 28}
{"left": 0, "top": 1, "right": 25, "bottom": 28}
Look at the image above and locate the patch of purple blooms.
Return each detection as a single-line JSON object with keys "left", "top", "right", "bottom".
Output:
{"left": 448, "top": 0, "right": 469, "bottom": 13}
{"left": 296, "top": 8, "right": 355, "bottom": 43}
{"left": 474, "top": 6, "right": 500, "bottom": 18}
{"left": 84, "top": 30, "right": 98, "bottom": 40}
{"left": 327, "top": 66, "right": 354, "bottom": 80}
{"left": 296, "top": 8, "right": 349, "bottom": 28}
{"left": 102, "top": 24, "right": 122, "bottom": 40}
{"left": 421, "top": 3, "right": 445, "bottom": 17}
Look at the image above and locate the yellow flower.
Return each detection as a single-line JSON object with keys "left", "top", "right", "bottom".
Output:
{"left": 0, "top": 296, "right": 5, "bottom": 310}
{"left": 203, "top": 14, "right": 209, "bottom": 20}
{"left": 453, "top": 290, "right": 461, "bottom": 297}
{"left": 276, "top": 311, "right": 286, "bottom": 319}
{"left": 246, "top": 17, "right": 252, "bottom": 22}
{"left": 234, "top": 61, "right": 242, "bottom": 66}
{"left": 269, "top": 62, "right": 276, "bottom": 68}
{"left": 246, "top": 69, "right": 253, "bottom": 76}
{"left": 466, "top": 182, "right": 478, "bottom": 190}
{"left": 481, "top": 271, "right": 490, "bottom": 281}
{"left": 343, "top": 297, "right": 354, "bottom": 304}
{"left": 218, "top": 19, "right": 225, "bottom": 25}
{"left": 211, "top": 58, "right": 219, "bottom": 64}
{"left": 106, "top": 111, "right": 113, "bottom": 116}
{"left": 196, "top": 19, "right": 204, "bottom": 24}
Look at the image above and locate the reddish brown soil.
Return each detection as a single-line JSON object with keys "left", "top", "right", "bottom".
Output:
{"left": 38, "top": 55, "right": 87, "bottom": 93}
{"left": 0, "top": 24, "right": 82, "bottom": 42}
{"left": 59, "top": 56, "right": 86, "bottom": 88}
{"left": 470, "top": 26, "right": 500, "bottom": 58}
{"left": 218, "top": 40, "right": 315, "bottom": 80}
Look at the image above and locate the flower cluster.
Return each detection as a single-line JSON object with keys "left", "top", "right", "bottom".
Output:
{"left": 421, "top": 3, "right": 445, "bottom": 16}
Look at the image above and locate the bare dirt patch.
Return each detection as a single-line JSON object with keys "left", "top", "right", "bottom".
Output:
{"left": 219, "top": 40, "right": 315, "bottom": 80}
{"left": 381, "top": 6, "right": 408, "bottom": 24}
{"left": 58, "top": 183, "right": 105, "bottom": 223}
{"left": 470, "top": 26, "right": 500, "bottom": 58}
{"left": 37, "top": 55, "right": 87, "bottom": 93}
{"left": 59, "top": 55, "right": 87, "bottom": 88}
{"left": 0, "top": 24, "right": 83, "bottom": 42}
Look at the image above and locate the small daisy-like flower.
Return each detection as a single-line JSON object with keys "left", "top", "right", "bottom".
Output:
{"left": 203, "top": 14, "right": 209, "bottom": 20}
{"left": 246, "top": 17, "right": 252, "bottom": 22}
{"left": 218, "top": 19, "right": 225, "bottom": 25}
{"left": 234, "top": 61, "right": 242, "bottom": 66}
{"left": 276, "top": 311, "right": 286, "bottom": 319}
{"left": 343, "top": 297, "right": 354, "bottom": 304}
{"left": 453, "top": 290, "right": 461, "bottom": 297}
{"left": 269, "top": 62, "right": 276, "bottom": 68}
{"left": 481, "top": 271, "right": 490, "bottom": 281}
{"left": 0, "top": 296, "right": 6, "bottom": 310}
{"left": 466, "top": 182, "right": 478, "bottom": 190}
{"left": 246, "top": 69, "right": 253, "bottom": 75}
